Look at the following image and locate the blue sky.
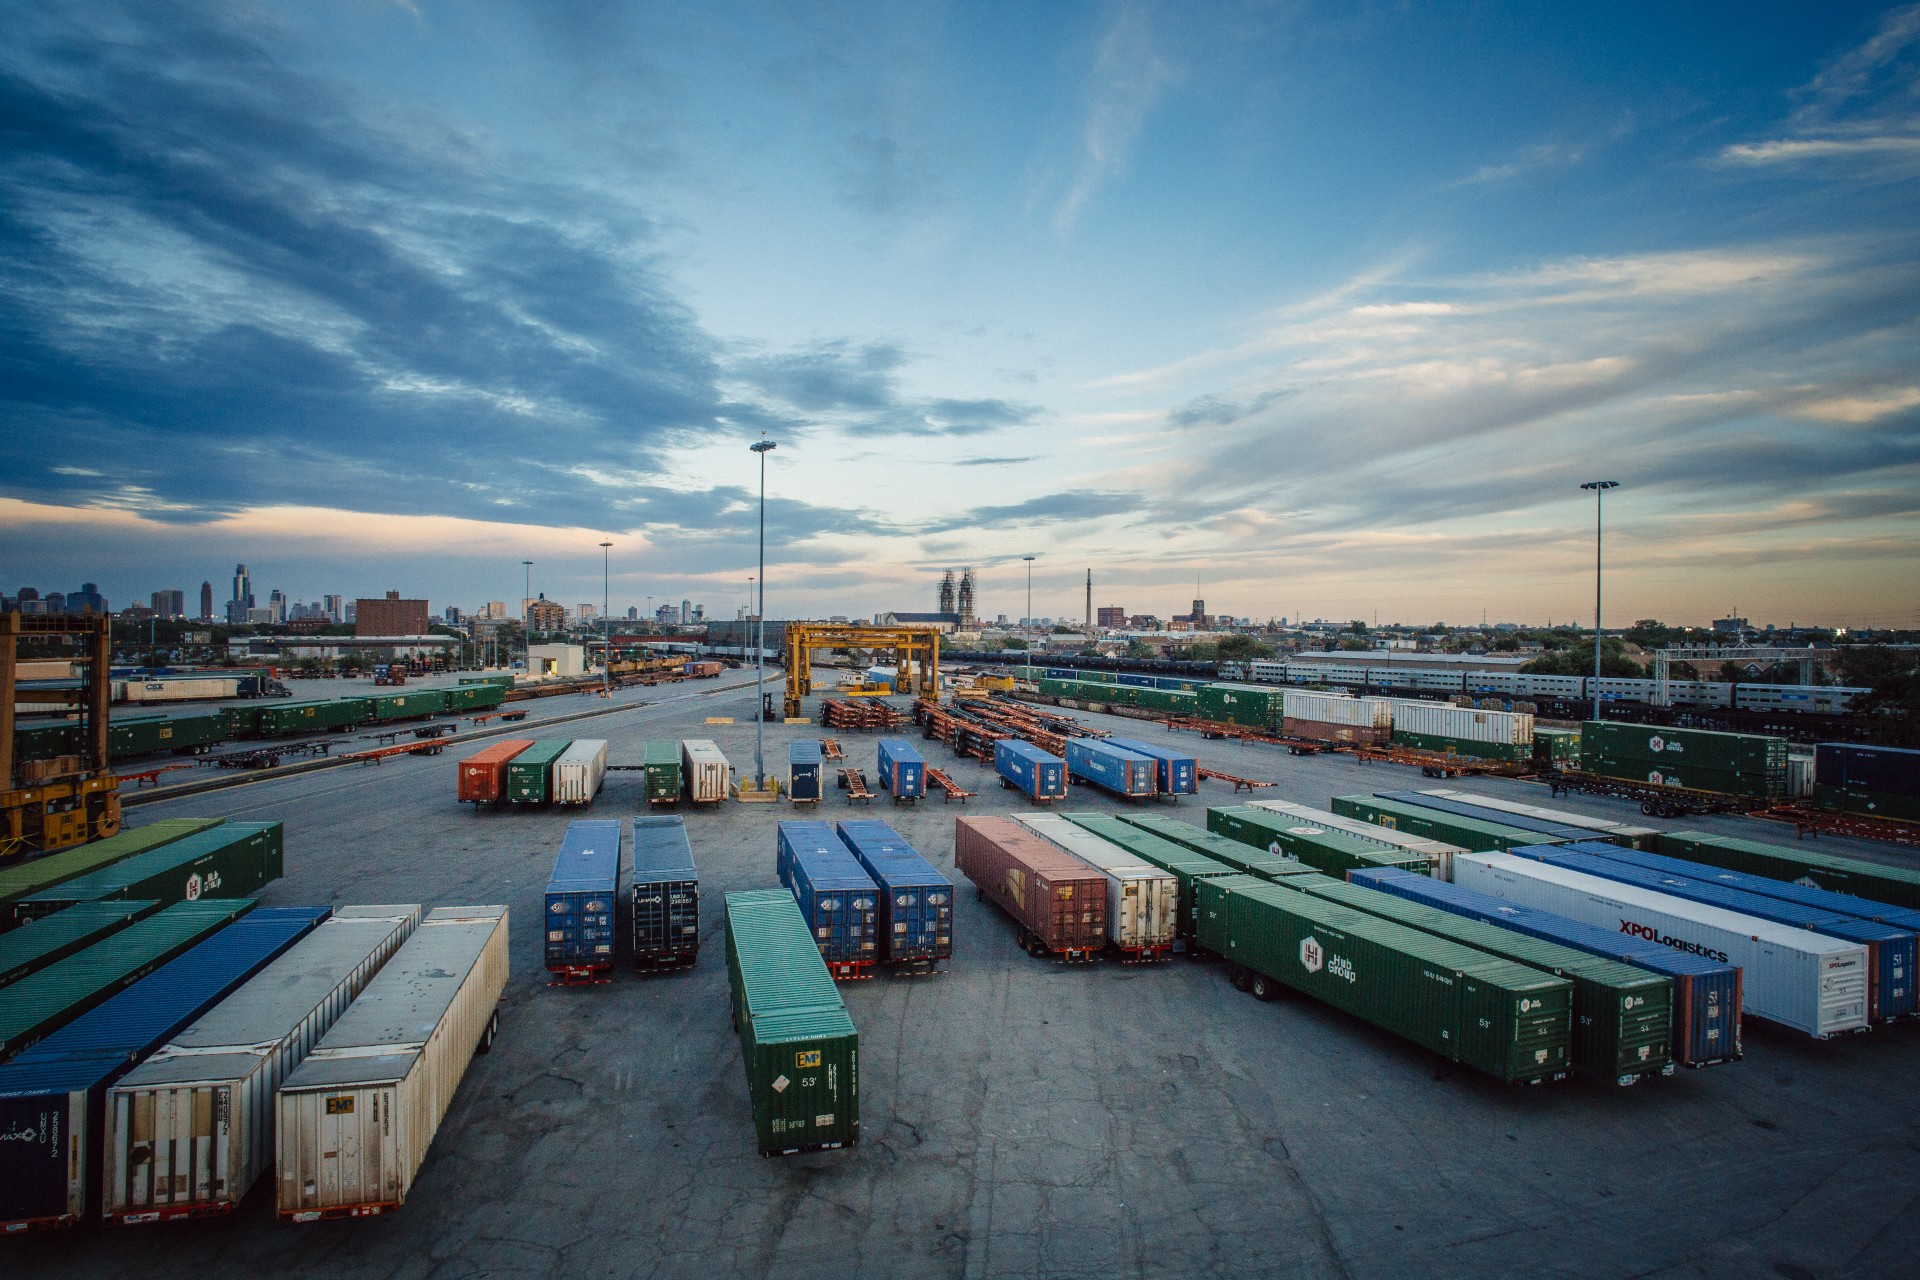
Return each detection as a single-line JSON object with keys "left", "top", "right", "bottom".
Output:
{"left": 4, "top": 1, "right": 1917, "bottom": 626}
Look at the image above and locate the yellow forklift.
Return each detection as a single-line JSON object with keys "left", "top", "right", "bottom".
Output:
{"left": 1, "top": 612, "right": 120, "bottom": 859}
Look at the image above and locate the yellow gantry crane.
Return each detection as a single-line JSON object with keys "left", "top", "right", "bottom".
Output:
{"left": 784, "top": 623, "right": 941, "bottom": 718}
{"left": 1, "top": 612, "right": 121, "bottom": 858}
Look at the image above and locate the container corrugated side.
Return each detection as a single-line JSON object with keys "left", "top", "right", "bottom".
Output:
{"left": 1062, "top": 814, "right": 1244, "bottom": 943}
{"left": 1454, "top": 853, "right": 1868, "bottom": 1039}
{"left": 1413, "top": 788, "right": 1657, "bottom": 849}
{"left": 835, "top": 821, "right": 953, "bottom": 968}
{"left": 551, "top": 739, "right": 609, "bottom": 806}
{"left": 1656, "top": 830, "right": 1920, "bottom": 911}
{"left": 1389, "top": 700, "right": 1533, "bottom": 746}
{"left": 1328, "top": 796, "right": 1562, "bottom": 854}
{"left": 0, "top": 901, "right": 161, "bottom": 989}
{"left": 1204, "top": 807, "right": 1397, "bottom": 881}
{"left": 681, "top": 739, "right": 731, "bottom": 803}
{"left": 543, "top": 821, "right": 621, "bottom": 972}
{"left": 1376, "top": 790, "right": 1596, "bottom": 843}
{"left": 0, "top": 820, "right": 221, "bottom": 924}
{"left": 1013, "top": 815, "right": 1176, "bottom": 954}
{"left": 1245, "top": 800, "right": 1461, "bottom": 878}
{"left": 12, "top": 822, "right": 283, "bottom": 926}
{"left": 104, "top": 906, "right": 420, "bottom": 1224}
{"left": 1284, "top": 691, "right": 1389, "bottom": 728}
{"left": 952, "top": 817, "right": 1106, "bottom": 957}
{"left": 630, "top": 816, "right": 699, "bottom": 967}
{"left": 275, "top": 906, "right": 510, "bottom": 1221}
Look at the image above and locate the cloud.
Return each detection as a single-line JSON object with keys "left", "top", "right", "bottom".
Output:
{"left": 1720, "top": 135, "right": 1920, "bottom": 165}
{"left": 919, "top": 489, "right": 1142, "bottom": 533}
{"left": 1721, "top": 7, "right": 1920, "bottom": 172}
{"left": 1445, "top": 141, "right": 1587, "bottom": 188}
{"left": 1053, "top": 5, "right": 1177, "bottom": 233}
{"left": 1168, "top": 388, "right": 1294, "bottom": 429}
{"left": 726, "top": 342, "right": 1040, "bottom": 437}
{"left": 953, "top": 455, "right": 1039, "bottom": 467}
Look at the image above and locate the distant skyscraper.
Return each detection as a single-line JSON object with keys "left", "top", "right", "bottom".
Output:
{"left": 70, "top": 583, "right": 107, "bottom": 614}
{"left": 626, "top": 606, "right": 638, "bottom": 620}
{"left": 151, "top": 589, "right": 186, "bottom": 619}
{"left": 323, "top": 593, "right": 343, "bottom": 623}
{"left": 680, "top": 599, "right": 690, "bottom": 624}
{"left": 199, "top": 581, "right": 214, "bottom": 620}
{"left": 268, "top": 589, "right": 287, "bottom": 623}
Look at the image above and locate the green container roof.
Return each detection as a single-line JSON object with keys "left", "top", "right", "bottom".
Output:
{"left": 0, "top": 819, "right": 221, "bottom": 910}
{"left": 17, "top": 822, "right": 278, "bottom": 907}
{"left": 726, "top": 890, "right": 850, "bottom": 1027}
{"left": 510, "top": 739, "right": 573, "bottom": 767}
{"left": 644, "top": 740, "right": 681, "bottom": 766}
{"left": 0, "top": 900, "right": 161, "bottom": 987}
{"left": 1332, "top": 796, "right": 1549, "bottom": 847}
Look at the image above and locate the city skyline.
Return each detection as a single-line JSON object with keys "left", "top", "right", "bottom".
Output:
{"left": 3, "top": 5, "right": 1917, "bottom": 628}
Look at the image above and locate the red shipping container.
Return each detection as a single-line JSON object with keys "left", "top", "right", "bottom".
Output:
{"left": 1282, "top": 717, "right": 1390, "bottom": 746}
{"left": 953, "top": 817, "right": 1106, "bottom": 960}
{"left": 457, "top": 739, "right": 536, "bottom": 805}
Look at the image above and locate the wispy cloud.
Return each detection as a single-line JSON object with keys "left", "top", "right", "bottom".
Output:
{"left": 1720, "top": 6, "right": 1920, "bottom": 169}
{"left": 1054, "top": 5, "right": 1177, "bottom": 233}
{"left": 1446, "top": 141, "right": 1587, "bottom": 188}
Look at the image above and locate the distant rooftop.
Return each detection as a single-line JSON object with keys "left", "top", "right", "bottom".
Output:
{"left": 1288, "top": 650, "right": 1527, "bottom": 670}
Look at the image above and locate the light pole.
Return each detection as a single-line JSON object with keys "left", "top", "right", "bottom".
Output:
{"left": 1023, "top": 555, "right": 1036, "bottom": 627}
{"left": 600, "top": 540, "right": 612, "bottom": 697}
{"left": 1580, "top": 480, "right": 1619, "bottom": 723}
{"left": 750, "top": 438, "right": 778, "bottom": 786}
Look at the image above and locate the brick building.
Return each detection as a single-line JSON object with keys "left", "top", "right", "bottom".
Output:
{"left": 354, "top": 590, "right": 430, "bottom": 636}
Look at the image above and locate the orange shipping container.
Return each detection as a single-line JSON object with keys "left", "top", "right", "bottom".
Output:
{"left": 458, "top": 739, "right": 536, "bottom": 805}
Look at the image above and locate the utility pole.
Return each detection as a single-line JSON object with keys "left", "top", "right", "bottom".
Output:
{"left": 600, "top": 540, "right": 612, "bottom": 698}
{"left": 1580, "top": 480, "right": 1620, "bottom": 722}
{"left": 750, "top": 439, "right": 778, "bottom": 788}
{"left": 1023, "top": 555, "right": 1036, "bottom": 627}
{"left": 1085, "top": 569, "right": 1091, "bottom": 633}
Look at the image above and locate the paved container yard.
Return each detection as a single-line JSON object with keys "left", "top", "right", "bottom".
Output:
{"left": 15, "top": 677, "right": 1918, "bottom": 1280}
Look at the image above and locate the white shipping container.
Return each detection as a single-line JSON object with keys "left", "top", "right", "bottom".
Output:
{"left": 1013, "top": 815, "right": 1178, "bottom": 952}
{"left": 1389, "top": 700, "right": 1533, "bottom": 745}
{"left": 552, "top": 739, "right": 609, "bottom": 805}
{"left": 1786, "top": 756, "right": 1815, "bottom": 798}
{"left": 1247, "top": 799, "right": 1462, "bottom": 880}
{"left": 1454, "top": 852, "right": 1869, "bottom": 1039}
{"left": 1416, "top": 788, "right": 1659, "bottom": 846}
{"left": 275, "top": 906, "right": 510, "bottom": 1222}
{"left": 105, "top": 906, "right": 422, "bottom": 1224}
{"left": 681, "top": 739, "right": 731, "bottom": 803}
{"left": 119, "top": 678, "right": 243, "bottom": 704}
{"left": 1282, "top": 691, "right": 1390, "bottom": 728}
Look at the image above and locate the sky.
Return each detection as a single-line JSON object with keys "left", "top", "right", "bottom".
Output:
{"left": 3, "top": 1, "right": 1918, "bottom": 628}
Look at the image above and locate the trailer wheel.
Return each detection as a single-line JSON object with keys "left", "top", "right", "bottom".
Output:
{"left": 1229, "top": 965, "right": 1253, "bottom": 992}
{"left": 1250, "top": 973, "right": 1281, "bottom": 1002}
{"left": 477, "top": 1010, "right": 500, "bottom": 1054}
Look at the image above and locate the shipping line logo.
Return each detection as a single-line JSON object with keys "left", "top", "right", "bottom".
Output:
{"left": 1619, "top": 919, "right": 1728, "bottom": 963}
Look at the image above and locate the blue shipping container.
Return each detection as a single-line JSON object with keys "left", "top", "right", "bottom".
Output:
{"left": 1349, "top": 867, "right": 1742, "bottom": 1067}
{"left": 788, "top": 740, "right": 823, "bottom": 803}
{"left": 1105, "top": 737, "right": 1198, "bottom": 797}
{"left": 1376, "top": 790, "right": 1600, "bottom": 843}
{"left": 836, "top": 821, "right": 954, "bottom": 968}
{"left": 1063, "top": 739, "right": 1157, "bottom": 798}
{"left": 994, "top": 740, "right": 1068, "bottom": 801}
{"left": 0, "top": 906, "right": 327, "bottom": 1232}
{"left": 1512, "top": 842, "right": 1917, "bottom": 1023}
{"left": 544, "top": 820, "right": 622, "bottom": 973}
{"left": 1815, "top": 743, "right": 1920, "bottom": 798}
{"left": 876, "top": 739, "right": 926, "bottom": 801}
{"left": 1579, "top": 843, "right": 1920, "bottom": 934}
{"left": 776, "top": 822, "right": 879, "bottom": 970}
{"left": 631, "top": 816, "right": 699, "bottom": 968}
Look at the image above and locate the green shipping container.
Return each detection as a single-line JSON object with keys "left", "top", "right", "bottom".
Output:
{"left": 1534, "top": 727, "right": 1581, "bottom": 766}
{"left": 1196, "top": 876, "right": 1573, "bottom": 1085}
{"left": 12, "top": 822, "right": 284, "bottom": 925}
{"left": 0, "top": 818, "right": 222, "bottom": 926}
{"left": 1059, "top": 813, "right": 1245, "bottom": 938}
{"left": 1288, "top": 878, "right": 1672, "bottom": 1084}
{"left": 1656, "top": 830, "right": 1920, "bottom": 911}
{"left": 1812, "top": 784, "right": 1920, "bottom": 823}
{"left": 506, "top": 740, "right": 572, "bottom": 804}
{"left": 108, "top": 709, "right": 227, "bottom": 761}
{"left": 1204, "top": 807, "right": 1431, "bottom": 877}
{"left": 1581, "top": 754, "right": 1784, "bottom": 799}
{"left": 1197, "top": 683, "right": 1283, "bottom": 730}
{"left": 218, "top": 703, "right": 265, "bottom": 737}
{"left": 643, "top": 740, "right": 683, "bottom": 806}
{"left": 1330, "top": 796, "right": 1565, "bottom": 852}
{"left": 459, "top": 675, "right": 518, "bottom": 689}
{"left": 1388, "top": 729, "right": 1531, "bottom": 763}
{"left": 0, "top": 898, "right": 257, "bottom": 1060}
{"left": 444, "top": 684, "right": 508, "bottom": 712}
{"left": 11, "top": 721, "right": 83, "bottom": 763}
{"left": 366, "top": 689, "right": 451, "bottom": 721}
{"left": 1580, "top": 721, "right": 1786, "bottom": 781}
{"left": 255, "top": 697, "right": 368, "bottom": 736}
{"left": 0, "top": 899, "right": 161, "bottom": 988}
{"left": 724, "top": 890, "right": 860, "bottom": 1156}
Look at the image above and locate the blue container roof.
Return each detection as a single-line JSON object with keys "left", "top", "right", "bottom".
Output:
{"left": 998, "top": 740, "right": 1062, "bottom": 764}
{"left": 877, "top": 738, "right": 924, "bottom": 762}
{"left": 788, "top": 740, "right": 823, "bottom": 763}
{"left": 631, "top": 816, "right": 696, "bottom": 878}
{"left": 1068, "top": 738, "right": 1153, "bottom": 763}
{"left": 1104, "top": 737, "right": 1196, "bottom": 764}
{"left": 0, "top": 907, "right": 327, "bottom": 1089}
{"left": 1565, "top": 843, "right": 1920, "bottom": 932}
{"left": 547, "top": 820, "right": 622, "bottom": 894}
{"left": 780, "top": 821, "right": 876, "bottom": 891}
{"left": 836, "top": 821, "right": 949, "bottom": 888}
{"left": 1379, "top": 791, "right": 1595, "bottom": 841}
{"left": 1348, "top": 867, "right": 1733, "bottom": 977}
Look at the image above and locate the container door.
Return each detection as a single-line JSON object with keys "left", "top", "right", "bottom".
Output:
{"left": 1114, "top": 880, "right": 1139, "bottom": 948}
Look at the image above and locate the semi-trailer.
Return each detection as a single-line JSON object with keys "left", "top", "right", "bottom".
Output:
{"left": 0, "top": 819, "right": 221, "bottom": 926}
{"left": 543, "top": 821, "right": 621, "bottom": 982}
{"left": 1063, "top": 739, "right": 1157, "bottom": 799}
{"left": 456, "top": 739, "right": 534, "bottom": 806}
{"left": 642, "top": 740, "right": 683, "bottom": 807}
{"left": 953, "top": 817, "right": 1106, "bottom": 962}
{"left": 630, "top": 816, "right": 700, "bottom": 970}
{"left": 276, "top": 906, "right": 510, "bottom": 1221}
{"left": 552, "top": 739, "right": 610, "bottom": 806}
{"left": 1057, "top": 814, "right": 1244, "bottom": 948}
{"left": 1206, "top": 806, "right": 1430, "bottom": 878}
{"left": 1013, "top": 815, "right": 1177, "bottom": 960}
{"left": 875, "top": 738, "right": 926, "bottom": 803}
{"left": 1330, "top": 795, "right": 1571, "bottom": 854}
{"left": 11, "top": 822, "right": 283, "bottom": 926}
{"left": 505, "top": 740, "right": 571, "bottom": 805}
{"left": 1408, "top": 788, "right": 1658, "bottom": 849}
{"left": 1102, "top": 737, "right": 1198, "bottom": 798}
{"left": 0, "top": 900, "right": 159, "bottom": 989}
{"left": 1655, "top": 831, "right": 1920, "bottom": 911}
{"left": 994, "top": 740, "right": 1068, "bottom": 802}
{"left": 836, "top": 820, "right": 953, "bottom": 973}
{"left": 681, "top": 740, "right": 731, "bottom": 805}
{"left": 1374, "top": 789, "right": 1602, "bottom": 845}
{"left": 776, "top": 821, "right": 880, "bottom": 979}
{"left": 788, "top": 740, "right": 824, "bottom": 804}
{"left": 1245, "top": 800, "right": 1462, "bottom": 878}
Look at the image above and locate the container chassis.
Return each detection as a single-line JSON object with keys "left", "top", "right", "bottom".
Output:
{"left": 1542, "top": 769, "right": 1767, "bottom": 819}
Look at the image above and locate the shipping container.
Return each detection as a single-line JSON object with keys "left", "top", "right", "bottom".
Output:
{"left": 12, "top": 823, "right": 284, "bottom": 927}
{"left": 1246, "top": 800, "right": 1462, "bottom": 879}
{"left": 1587, "top": 845, "right": 1920, "bottom": 934}
{"left": 505, "top": 739, "right": 571, "bottom": 805}
{"left": 1387, "top": 701, "right": 1533, "bottom": 761}
{"left": 1329, "top": 795, "right": 1566, "bottom": 854}
{"left": 630, "top": 816, "right": 700, "bottom": 969}
{"left": 276, "top": 905, "right": 510, "bottom": 1221}
{"left": 443, "top": 684, "right": 507, "bottom": 713}
{"left": 1533, "top": 726, "right": 1582, "bottom": 767}
{"left": 1103, "top": 737, "right": 1198, "bottom": 797}
{"left": 1410, "top": 788, "right": 1657, "bottom": 849}
{"left": 455, "top": 739, "right": 534, "bottom": 806}
{"left": 1060, "top": 814, "right": 1244, "bottom": 946}
{"left": 788, "top": 740, "right": 823, "bottom": 803}
{"left": 0, "top": 906, "right": 325, "bottom": 1233}
{"left": 1815, "top": 743, "right": 1920, "bottom": 798}
{"left": 723, "top": 890, "right": 859, "bottom": 1156}
{"left": 254, "top": 698, "right": 367, "bottom": 737}
{"left": 543, "top": 821, "right": 621, "bottom": 979}
{"left": 0, "top": 900, "right": 160, "bottom": 989}
{"left": 875, "top": 738, "right": 925, "bottom": 802}
{"left": 776, "top": 822, "right": 880, "bottom": 977}
{"left": 1349, "top": 868, "right": 1742, "bottom": 1067}
{"left": 0, "top": 819, "right": 221, "bottom": 927}
{"left": 1063, "top": 739, "right": 1157, "bottom": 799}
{"left": 1195, "top": 875, "right": 1573, "bottom": 1085}
{"left": 1656, "top": 830, "right": 1920, "bottom": 910}
{"left": 953, "top": 817, "right": 1106, "bottom": 961}
{"left": 108, "top": 710, "right": 227, "bottom": 762}
{"left": 1013, "top": 816, "right": 1177, "bottom": 958}
{"left": 642, "top": 740, "right": 683, "bottom": 807}
{"left": 120, "top": 677, "right": 243, "bottom": 704}
{"left": 1454, "top": 853, "right": 1869, "bottom": 1039}
{"left": 0, "top": 900, "right": 259, "bottom": 1063}
{"left": 994, "top": 740, "right": 1068, "bottom": 802}
{"left": 1810, "top": 782, "right": 1920, "bottom": 822}
{"left": 1580, "top": 722, "right": 1786, "bottom": 798}
{"left": 1203, "top": 806, "right": 1429, "bottom": 879}
{"left": 1510, "top": 843, "right": 1917, "bottom": 1023}
{"left": 103, "top": 906, "right": 419, "bottom": 1224}
{"left": 365, "top": 689, "right": 450, "bottom": 722}
{"left": 1196, "top": 683, "right": 1285, "bottom": 730}
{"left": 681, "top": 739, "right": 731, "bottom": 805}
{"left": 552, "top": 739, "right": 609, "bottom": 806}
{"left": 1375, "top": 790, "right": 1599, "bottom": 844}
{"left": 1284, "top": 877, "right": 1672, "bottom": 1084}
{"left": 836, "top": 821, "right": 953, "bottom": 972}
{"left": 1281, "top": 690, "right": 1387, "bottom": 731}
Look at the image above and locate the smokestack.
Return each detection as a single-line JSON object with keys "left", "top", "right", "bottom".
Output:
{"left": 1085, "top": 569, "right": 1092, "bottom": 632}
